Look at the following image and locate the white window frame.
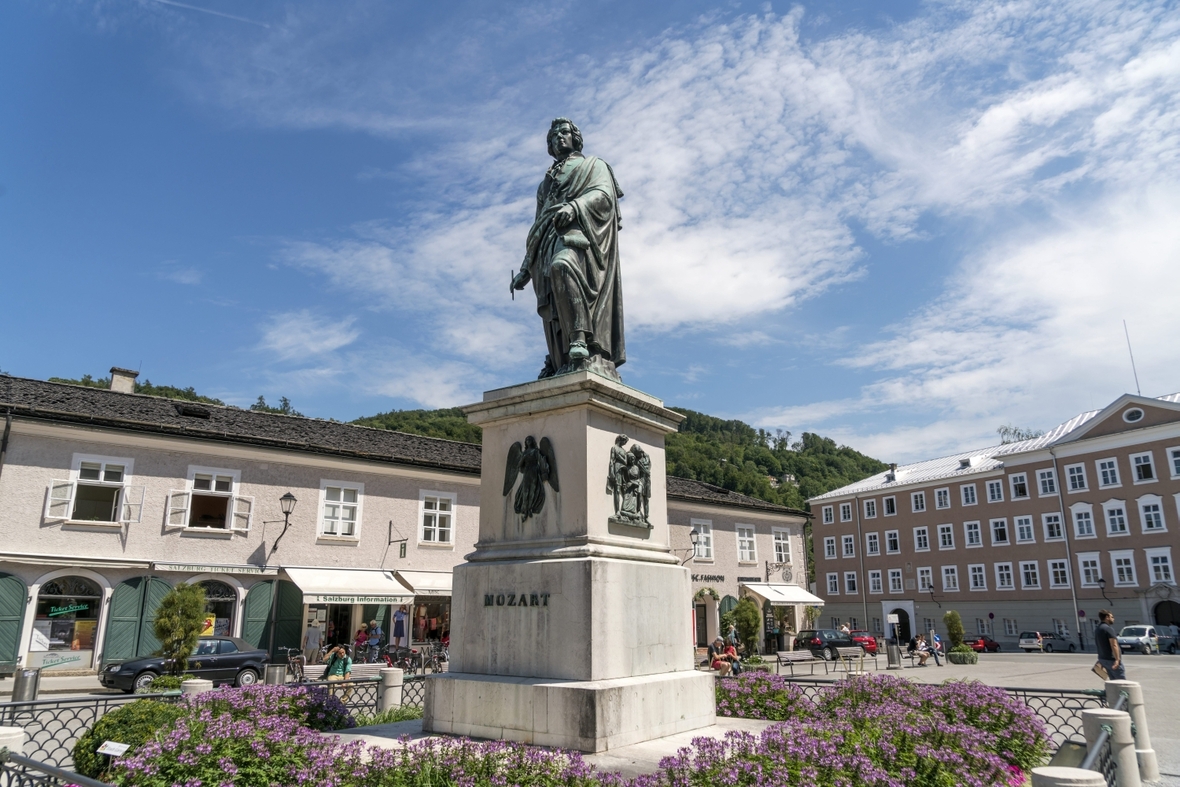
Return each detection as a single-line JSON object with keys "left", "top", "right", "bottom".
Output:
{"left": 1010, "top": 473, "right": 1030, "bottom": 500}
{"left": 976, "top": 616, "right": 992, "bottom": 635}
{"left": 1130, "top": 452, "right": 1157, "bottom": 484}
{"left": 692, "top": 519, "right": 713, "bottom": 560}
{"left": 1145, "top": 547, "right": 1175, "bottom": 585}
{"left": 914, "top": 526, "right": 930, "bottom": 552}
{"left": 917, "top": 566, "right": 933, "bottom": 592}
{"left": 771, "top": 527, "right": 791, "bottom": 564}
{"left": 885, "top": 530, "right": 900, "bottom": 554}
{"left": 935, "top": 487, "right": 951, "bottom": 510}
{"left": 1042, "top": 512, "right": 1064, "bottom": 542}
{"left": 888, "top": 568, "right": 903, "bottom": 593}
{"left": 1077, "top": 552, "right": 1102, "bottom": 587}
{"left": 863, "top": 499, "right": 877, "bottom": 519}
{"left": 821, "top": 506, "right": 834, "bottom": 525}
{"left": 1168, "top": 446, "right": 1180, "bottom": 480}
{"left": 827, "top": 573, "right": 840, "bottom": 595}
{"left": 968, "top": 563, "right": 987, "bottom": 591}
{"left": 1049, "top": 559, "right": 1071, "bottom": 589}
{"left": 990, "top": 518, "right": 1009, "bottom": 546}
{"left": 842, "top": 534, "right": 855, "bottom": 558}
{"left": 736, "top": 525, "right": 757, "bottom": 563}
{"left": 995, "top": 562, "right": 1015, "bottom": 590}
{"left": 318, "top": 480, "right": 363, "bottom": 538}
{"left": 865, "top": 532, "right": 880, "bottom": 556}
{"left": 883, "top": 496, "right": 897, "bottom": 516}
{"left": 1004, "top": 618, "right": 1019, "bottom": 636}
{"left": 1103, "top": 499, "right": 1129, "bottom": 537}
{"left": 987, "top": 479, "right": 1004, "bottom": 503}
{"left": 1065, "top": 463, "right": 1088, "bottom": 492}
{"left": 1037, "top": 469, "right": 1057, "bottom": 497}
{"left": 823, "top": 536, "right": 837, "bottom": 560}
{"left": 868, "top": 570, "right": 883, "bottom": 594}
{"left": 1014, "top": 515, "right": 1035, "bottom": 544}
{"left": 418, "top": 490, "right": 456, "bottom": 546}
{"left": 45, "top": 453, "right": 142, "bottom": 525}
{"left": 911, "top": 491, "right": 926, "bottom": 513}
{"left": 964, "top": 521, "right": 982, "bottom": 548}
{"left": 1137, "top": 494, "right": 1166, "bottom": 533}
{"left": 960, "top": 484, "right": 977, "bottom": 506}
{"left": 167, "top": 465, "right": 250, "bottom": 533}
{"left": 1110, "top": 549, "right": 1137, "bottom": 587}
{"left": 844, "top": 571, "right": 858, "bottom": 594}
{"left": 1019, "top": 560, "right": 1041, "bottom": 589}
{"left": 937, "top": 523, "right": 954, "bottom": 550}
{"left": 941, "top": 565, "right": 959, "bottom": 592}
{"left": 839, "top": 502, "right": 852, "bottom": 522}
{"left": 1071, "top": 503, "right": 1096, "bottom": 539}
{"left": 1097, "top": 457, "right": 1121, "bottom": 489}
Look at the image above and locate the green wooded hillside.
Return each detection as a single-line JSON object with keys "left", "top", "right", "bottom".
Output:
{"left": 351, "top": 407, "right": 483, "bottom": 444}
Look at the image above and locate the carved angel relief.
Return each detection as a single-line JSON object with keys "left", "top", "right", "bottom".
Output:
{"left": 503, "top": 436, "right": 559, "bottom": 521}
{"left": 606, "top": 434, "right": 651, "bottom": 528}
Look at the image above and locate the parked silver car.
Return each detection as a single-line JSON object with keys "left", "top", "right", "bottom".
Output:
{"left": 1117, "top": 626, "right": 1160, "bottom": 655}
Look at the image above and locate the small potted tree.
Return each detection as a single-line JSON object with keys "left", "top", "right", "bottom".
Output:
{"left": 943, "top": 610, "right": 977, "bottom": 665}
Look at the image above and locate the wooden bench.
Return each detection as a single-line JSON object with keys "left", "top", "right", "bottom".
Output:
{"left": 302, "top": 662, "right": 387, "bottom": 681}
{"left": 774, "top": 650, "right": 820, "bottom": 676}
{"left": 833, "top": 646, "right": 878, "bottom": 673}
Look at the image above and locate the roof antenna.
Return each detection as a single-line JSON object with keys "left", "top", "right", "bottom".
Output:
{"left": 1123, "top": 320, "right": 1141, "bottom": 396}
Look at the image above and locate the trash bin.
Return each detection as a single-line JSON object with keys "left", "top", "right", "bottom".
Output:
{"left": 777, "top": 632, "right": 788, "bottom": 651}
{"left": 12, "top": 668, "right": 40, "bottom": 701}
{"left": 264, "top": 664, "right": 288, "bottom": 685}
{"left": 885, "top": 639, "right": 902, "bottom": 670}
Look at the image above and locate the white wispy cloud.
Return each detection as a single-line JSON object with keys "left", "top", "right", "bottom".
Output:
{"left": 259, "top": 310, "right": 360, "bottom": 360}
{"left": 157, "top": 261, "right": 203, "bottom": 285}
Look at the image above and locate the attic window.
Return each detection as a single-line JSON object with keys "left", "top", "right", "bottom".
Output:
{"left": 1123, "top": 408, "right": 1144, "bottom": 424}
{"left": 959, "top": 458, "right": 971, "bottom": 469}
{"left": 174, "top": 403, "right": 211, "bottom": 419}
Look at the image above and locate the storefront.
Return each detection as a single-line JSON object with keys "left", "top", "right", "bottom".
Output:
{"left": 30, "top": 576, "right": 102, "bottom": 671}
{"left": 393, "top": 571, "right": 452, "bottom": 646}
{"left": 283, "top": 567, "right": 414, "bottom": 659}
{"left": 740, "top": 582, "right": 825, "bottom": 653}
{"left": 198, "top": 580, "right": 237, "bottom": 636}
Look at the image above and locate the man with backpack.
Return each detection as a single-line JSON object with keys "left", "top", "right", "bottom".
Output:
{"left": 323, "top": 645, "right": 352, "bottom": 700}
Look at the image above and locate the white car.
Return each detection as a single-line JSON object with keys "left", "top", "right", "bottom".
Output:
{"left": 1018, "top": 630, "right": 1076, "bottom": 653}
{"left": 1117, "top": 626, "right": 1160, "bottom": 655}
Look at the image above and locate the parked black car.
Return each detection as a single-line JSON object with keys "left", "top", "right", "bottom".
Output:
{"left": 793, "top": 629, "right": 857, "bottom": 660}
{"left": 101, "top": 636, "right": 269, "bottom": 693}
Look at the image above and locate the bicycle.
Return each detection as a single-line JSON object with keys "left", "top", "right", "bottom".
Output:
{"left": 283, "top": 647, "right": 307, "bottom": 683}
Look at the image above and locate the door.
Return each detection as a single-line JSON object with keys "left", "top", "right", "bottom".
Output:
{"left": 0, "top": 573, "right": 27, "bottom": 672}
{"left": 890, "top": 608, "right": 912, "bottom": 642}
{"left": 695, "top": 603, "right": 707, "bottom": 646}
{"left": 103, "top": 577, "right": 172, "bottom": 665}
{"left": 187, "top": 638, "right": 222, "bottom": 681}
{"left": 241, "top": 581, "right": 303, "bottom": 658}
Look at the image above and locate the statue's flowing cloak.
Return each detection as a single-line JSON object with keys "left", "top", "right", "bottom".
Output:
{"left": 524, "top": 153, "right": 626, "bottom": 368}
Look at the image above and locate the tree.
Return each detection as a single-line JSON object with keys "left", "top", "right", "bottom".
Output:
{"left": 996, "top": 424, "right": 1044, "bottom": 444}
{"left": 251, "top": 395, "right": 303, "bottom": 417}
{"left": 153, "top": 583, "right": 207, "bottom": 676}
{"left": 732, "top": 598, "right": 762, "bottom": 654}
{"left": 943, "top": 610, "right": 966, "bottom": 649}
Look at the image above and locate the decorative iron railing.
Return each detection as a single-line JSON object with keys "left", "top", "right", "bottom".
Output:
{"left": 301, "top": 678, "right": 381, "bottom": 715}
{"left": 0, "top": 748, "right": 110, "bottom": 787}
{"left": 1078, "top": 692, "right": 1127, "bottom": 787}
{"left": 402, "top": 675, "right": 426, "bottom": 708}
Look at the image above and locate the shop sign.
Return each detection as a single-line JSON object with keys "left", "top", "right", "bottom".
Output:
{"left": 484, "top": 592, "right": 550, "bottom": 608}
{"left": 692, "top": 574, "right": 725, "bottom": 582}
{"left": 40, "top": 652, "right": 86, "bottom": 670}
{"left": 48, "top": 603, "right": 89, "bottom": 617}
{"left": 303, "top": 594, "right": 411, "bottom": 604}
{"left": 153, "top": 563, "right": 278, "bottom": 576}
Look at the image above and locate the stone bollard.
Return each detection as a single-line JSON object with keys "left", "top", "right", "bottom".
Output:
{"left": 1031, "top": 766, "right": 1107, "bottom": 787}
{"left": 0, "top": 726, "right": 26, "bottom": 755}
{"left": 1083, "top": 708, "right": 1140, "bottom": 787}
{"left": 180, "top": 679, "right": 214, "bottom": 696}
{"left": 379, "top": 668, "right": 404, "bottom": 712}
{"left": 1106, "top": 680, "right": 1159, "bottom": 783}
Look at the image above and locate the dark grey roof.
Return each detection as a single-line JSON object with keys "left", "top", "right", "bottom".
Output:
{"left": 666, "top": 476, "right": 808, "bottom": 517}
{"left": 0, "top": 376, "right": 481, "bottom": 475}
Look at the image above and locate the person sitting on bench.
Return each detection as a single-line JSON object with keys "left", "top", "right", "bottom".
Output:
{"left": 709, "top": 637, "right": 734, "bottom": 675}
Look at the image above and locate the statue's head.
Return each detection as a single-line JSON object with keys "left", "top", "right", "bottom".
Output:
{"left": 615, "top": 434, "right": 628, "bottom": 446}
{"left": 524, "top": 435, "right": 538, "bottom": 449}
{"left": 547, "top": 117, "right": 583, "bottom": 159}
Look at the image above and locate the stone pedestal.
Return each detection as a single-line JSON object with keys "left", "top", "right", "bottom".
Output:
{"left": 422, "top": 371, "right": 716, "bottom": 751}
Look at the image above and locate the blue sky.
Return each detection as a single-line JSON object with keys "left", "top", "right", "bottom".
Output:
{"left": 2, "top": 0, "right": 1179, "bottom": 463}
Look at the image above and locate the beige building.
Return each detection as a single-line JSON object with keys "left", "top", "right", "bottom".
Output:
{"left": 0, "top": 370, "right": 812, "bottom": 674}
{"left": 809, "top": 393, "right": 1180, "bottom": 650}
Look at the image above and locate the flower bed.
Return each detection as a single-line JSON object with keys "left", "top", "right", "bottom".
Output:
{"left": 103, "top": 675, "right": 1044, "bottom": 787}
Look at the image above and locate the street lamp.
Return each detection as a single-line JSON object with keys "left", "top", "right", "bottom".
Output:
{"left": 682, "top": 528, "right": 701, "bottom": 565}
{"left": 269, "top": 492, "right": 298, "bottom": 555}
{"left": 267, "top": 492, "right": 298, "bottom": 658}
{"left": 1098, "top": 577, "right": 1113, "bottom": 606}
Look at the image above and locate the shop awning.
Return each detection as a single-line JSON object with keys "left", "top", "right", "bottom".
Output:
{"left": 393, "top": 570, "right": 453, "bottom": 596}
{"left": 283, "top": 567, "right": 415, "bottom": 605}
{"left": 740, "top": 582, "right": 825, "bottom": 607}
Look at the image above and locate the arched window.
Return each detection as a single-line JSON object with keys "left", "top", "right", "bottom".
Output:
{"left": 719, "top": 595, "right": 739, "bottom": 615}
{"left": 199, "top": 580, "right": 237, "bottom": 636}
{"left": 33, "top": 576, "right": 103, "bottom": 670}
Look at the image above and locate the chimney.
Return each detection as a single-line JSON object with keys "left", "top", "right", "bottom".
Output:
{"left": 109, "top": 367, "right": 139, "bottom": 394}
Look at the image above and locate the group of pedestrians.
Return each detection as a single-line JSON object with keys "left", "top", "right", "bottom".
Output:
{"left": 906, "top": 633, "right": 943, "bottom": 667}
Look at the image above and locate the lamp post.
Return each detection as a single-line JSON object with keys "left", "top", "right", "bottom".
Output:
{"left": 683, "top": 528, "right": 701, "bottom": 565}
{"left": 1098, "top": 577, "right": 1113, "bottom": 606}
{"left": 267, "top": 492, "right": 297, "bottom": 657}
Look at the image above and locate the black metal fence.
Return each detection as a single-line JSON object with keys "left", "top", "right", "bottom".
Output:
{"left": 302, "top": 678, "right": 381, "bottom": 715}
{"left": 0, "top": 693, "right": 179, "bottom": 769}
{"left": 402, "top": 675, "right": 426, "bottom": 708}
{"left": 0, "top": 749, "right": 110, "bottom": 787}
{"left": 773, "top": 676, "right": 1107, "bottom": 749}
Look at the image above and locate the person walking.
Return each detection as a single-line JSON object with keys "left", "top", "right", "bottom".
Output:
{"left": 367, "top": 619, "right": 383, "bottom": 662}
{"left": 931, "top": 632, "right": 943, "bottom": 666}
{"left": 1094, "top": 610, "right": 1124, "bottom": 680}
{"left": 302, "top": 623, "right": 322, "bottom": 664}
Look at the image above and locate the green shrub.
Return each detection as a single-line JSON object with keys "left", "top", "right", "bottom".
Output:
{"left": 135, "top": 673, "right": 195, "bottom": 693}
{"left": 72, "top": 699, "right": 185, "bottom": 779}
{"left": 943, "top": 610, "right": 966, "bottom": 649}
{"left": 951, "top": 644, "right": 975, "bottom": 654}
{"left": 352, "top": 705, "right": 424, "bottom": 726}
{"left": 733, "top": 598, "right": 762, "bottom": 654}
{"left": 152, "top": 582, "right": 207, "bottom": 676}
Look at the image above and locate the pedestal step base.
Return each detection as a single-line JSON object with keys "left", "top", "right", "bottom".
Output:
{"left": 422, "top": 670, "right": 715, "bottom": 752}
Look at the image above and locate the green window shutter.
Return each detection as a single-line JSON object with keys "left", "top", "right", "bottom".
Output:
{"left": 719, "top": 595, "right": 739, "bottom": 615}
{"left": 242, "top": 581, "right": 274, "bottom": 652}
{"left": 137, "top": 578, "right": 173, "bottom": 658}
{"left": 104, "top": 578, "right": 145, "bottom": 665}
{"left": 0, "top": 573, "right": 28, "bottom": 670}
{"left": 273, "top": 581, "right": 303, "bottom": 657}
